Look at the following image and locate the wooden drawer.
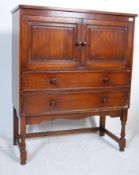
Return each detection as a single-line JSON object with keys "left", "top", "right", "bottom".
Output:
{"left": 22, "top": 90, "right": 128, "bottom": 116}
{"left": 23, "top": 71, "right": 130, "bottom": 91}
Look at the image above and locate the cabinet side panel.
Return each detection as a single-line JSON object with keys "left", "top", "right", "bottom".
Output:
{"left": 12, "top": 10, "right": 20, "bottom": 115}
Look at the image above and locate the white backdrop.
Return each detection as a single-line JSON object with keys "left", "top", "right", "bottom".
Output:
{"left": 0, "top": 0, "right": 139, "bottom": 136}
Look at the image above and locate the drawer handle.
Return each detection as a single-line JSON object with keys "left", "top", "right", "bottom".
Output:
{"left": 49, "top": 100, "right": 56, "bottom": 107}
{"left": 103, "top": 77, "right": 109, "bottom": 84}
{"left": 101, "top": 97, "right": 108, "bottom": 104}
{"left": 82, "top": 41, "right": 87, "bottom": 47}
{"left": 75, "top": 41, "right": 82, "bottom": 47}
{"left": 50, "top": 78, "right": 57, "bottom": 84}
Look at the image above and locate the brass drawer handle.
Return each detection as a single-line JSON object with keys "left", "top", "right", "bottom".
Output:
{"left": 49, "top": 100, "right": 56, "bottom": 107}
{"left": 103, "top": 77, "right": 109, "bottom": 84}
{"left": 101, "top": 97, "right": 108, "bottom": 104}
{"left": 50, "top": 78, "right": 57, "bottom": 84}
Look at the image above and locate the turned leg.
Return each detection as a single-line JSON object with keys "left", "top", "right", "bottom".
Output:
{"left": 99, "top": 115, "right": 106, "bottom": 136}
{"left": 13, "top": 107, "right": 19, "bottom": 145}
{"left": 119, "top": 110, "right": 127, "bottom": 152}
{"left": 20, "top": 116, "right": 27, "bottom": 165}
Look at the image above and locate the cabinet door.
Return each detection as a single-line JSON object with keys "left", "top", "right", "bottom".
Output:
{"left": 82, "top": 19, "right": 134, "bottom": 68}
{"left": 21, "top": 16, "right": 82, "bottom": 70}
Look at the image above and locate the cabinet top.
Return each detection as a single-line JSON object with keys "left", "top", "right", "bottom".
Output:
{"left": 12, "top": 5, "right": 137, "bottom": 17}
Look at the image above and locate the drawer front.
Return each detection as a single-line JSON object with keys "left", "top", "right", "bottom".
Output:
{"left": 22, "top": 91, "right": 128, "bottom": 116}
{"left": 23, "top": 71, "right": 130, "bottom": 91}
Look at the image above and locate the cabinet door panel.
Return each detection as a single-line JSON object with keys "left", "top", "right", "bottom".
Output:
{"left": 21, "top": 16, "right": 82, "bottom": 70}
{"left": 82, "top": 19, "right": 134, "bottom": 68}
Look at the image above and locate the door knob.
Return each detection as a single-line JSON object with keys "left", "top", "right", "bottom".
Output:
{"left": 82, "top": 41, "right": 87, "bottom": 47}
{"left": 75, "top": 41, "right": 82, "bottom": 47}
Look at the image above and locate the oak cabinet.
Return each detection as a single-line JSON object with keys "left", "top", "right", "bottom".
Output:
{"left": 12, "top": 5, "right": 137, "bottom": 165}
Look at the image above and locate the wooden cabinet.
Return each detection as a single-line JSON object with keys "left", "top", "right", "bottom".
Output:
{"left": 12, "top": 5, "right": 137, "bottom": 165}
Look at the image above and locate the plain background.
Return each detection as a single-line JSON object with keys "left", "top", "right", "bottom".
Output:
{"left": 0, "top": 0, "right": 139, "bottom": 138}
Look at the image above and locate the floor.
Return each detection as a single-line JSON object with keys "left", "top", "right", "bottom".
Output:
{"left": 0, "top": 128, "right": 139, "bottom": 175}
